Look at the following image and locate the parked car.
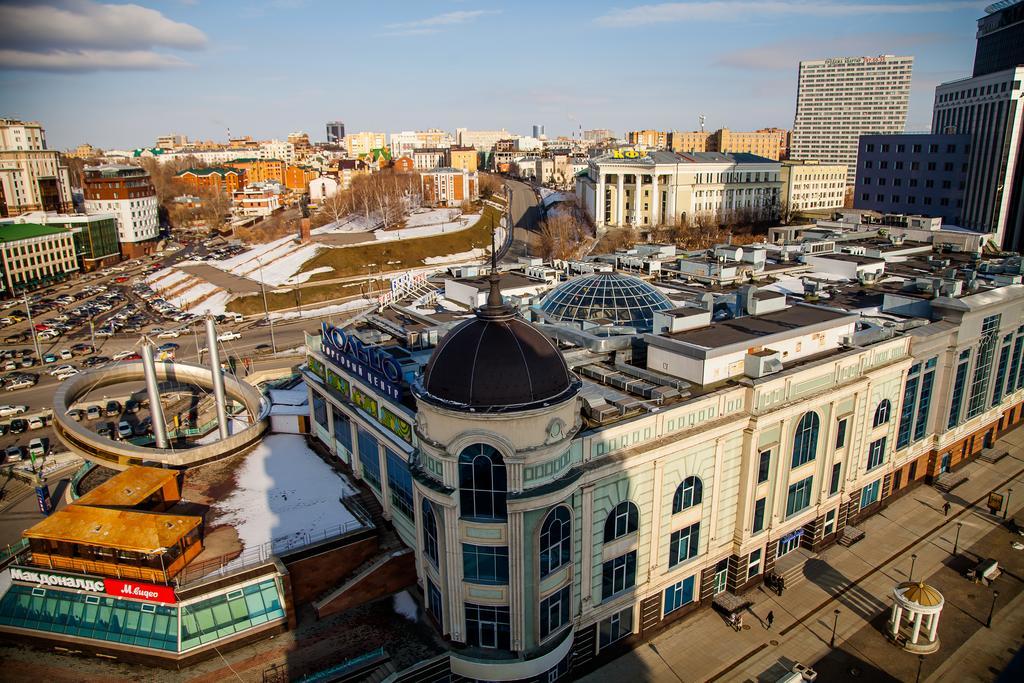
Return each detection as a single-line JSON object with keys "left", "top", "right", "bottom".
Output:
{"left": 42, "top": 353, "right": 58, "bottom": 364}
{"left": 54, "top": 368, "right": 80, "bottom": 380}
{"left": 97, "top": 422, "right": 113, "bottom": 438}
{"left": 66, "top": 408, "right": 84, "bottom": 421}
{"left": 71, "top": 343, "right": 95, "bottom": 355}
{"left": 85, "top": 405, "right": 102, "bottom": 420}
{"left": 117, "top": 421, "right": 133, "bottom": 439}
{"left": 105, "top": 400, "right": 122, "bottom": 416}
{"left": 58, "top": 349, "right": 73, "bottom": 360}
{"left": 9, "top": 418, "right": 27, "bottom": 433}
{"left": 219, "top": 331, "right": 241, "bottom": 341}
{"left": 5, "top": 379, "right": 35, "bottom": 391}
{"left": 27, "top": 416, "right": 44, "bottom": 430}
{"left": 19, "top": 357, "right": 35, "bottom": 368}
{"left": 4, "top": 445, "right": 23, "bottom": 462}
{"left": 156, "top": 342, "right": 179, "bottom": 352}
{"left": 255, "top": 343, "right": 273, "bottom": 355}
{"left": 124, "top": 399, "right": 141, "bottom": 414}
{"left": 48, "top": 364, "right": 76, "bottom": 376}
{"left": 0, "top": 405, "right": 28, "bottom": 417}
{"left": 27, "top": 438, "right": 46, "bottom": 458}
{"left": 0, "top": 423, "right": 8, "bottom": 436}
{"left": 157, "top": 329, "right": 183, "bottom": 338}
{"left": 112, "top": 350, "right": 137, "bottom": 361}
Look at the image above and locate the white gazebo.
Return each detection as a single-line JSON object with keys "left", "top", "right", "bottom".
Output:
{"left": 888, "top": 581, "right": 944, "bottom": 653}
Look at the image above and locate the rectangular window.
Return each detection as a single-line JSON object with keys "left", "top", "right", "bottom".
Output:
{"left": 860, "top": 480, "right": 881, "bottom": 509}
{"left": 465, "top": 603, "right": 510, "bottom": 649}
{"left": 835, "top": 419, "right": 848, "bottom": 449}
{"left": 786, "top": 476, "right": 813, "bottom": 517}
{"left": 752, "top": 498, "right": 766, "bottom": 533}
{"left": 967, "top": 315, "right": 1001, "bottom": 419}
{"left": 385, "top": 449, "right": 413, "bottom": 519}
{"left": 356, "top": 425, "right": 381, "bottom": 490}
{"left": 992, "top": 340, "right": 1012, "bottom": 407}
{"left": 663, "top": 576, "right": 695, "bottom": 615}
{"left": 1007, "top": 335, "right": 1024, "bottom": 395}
{"left": 602, "top": 551, "right": 637, "bottom": 599}
{"left": 427, "top": 579, "right": 442, "bottom": 623}
{"left": 914, "top": 362, "right": 936, "bottom": 442}
{"left": 668, "top": 523, "right": 701, "bottom": 567}
{"left": 897, "top": 373, "right": 920, "bottom": 449}
{"left": 866, "top": 437, "right": 886, "bottom": 471}
{"left": 757, "top": 450, "right": 771, "bottom": 483}
{"left": 747, "top": 549, "right": 762, "bottom": 579}
{"left": 462, "top": 544, "right": 509, "bottom": 585}
{"left": 948, "top": 351, "right": 971, "bottom": 428}
{"left": 539, "top": 585, "right": 571, "bottom": 640}
{"left": 829, "top": 462, "right": 842, "bottom": 495}
{"left": 599, "top": 606, "right": 633, "bottom": 648}
{"left": 823, "top": 509, "right": 836, "bottom": 536}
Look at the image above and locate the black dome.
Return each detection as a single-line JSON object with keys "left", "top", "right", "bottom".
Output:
{"left": 421, "top": 315, "right": 576, "bottom": 410}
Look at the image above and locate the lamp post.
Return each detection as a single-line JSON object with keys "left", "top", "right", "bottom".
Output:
{"left": 23, "top": 293, "right": 43, "bottom": 363}
{"left": 953, "top": 522, "right": 963, "bottom": 556}
{"left": 1004, "top": 488, "right": 1013, "bottom": 520}
{"left": 909, "top": 553, "right": 918, "bottom": 582}
{"left": 256, "top": 257, "right": 277, "bottom": 354}
{"left": 830, "top": 609, "right": 840, "bottom": 648}
{"left": 915, "top": 654, "right": 925, "bottom": 683}
{"left": 986, "top": 590, "right": 999, "bottom": 628}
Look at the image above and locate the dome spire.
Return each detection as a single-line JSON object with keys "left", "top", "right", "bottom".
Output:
{"left": 478, "top": 213, "right": 511, "bottom": 320}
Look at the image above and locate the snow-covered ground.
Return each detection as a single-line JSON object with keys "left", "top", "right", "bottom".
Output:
{"left": 212, "top": 434, "right": 362, "bottom": 566}
{"left": 393, "top": 592, "right": 419, "bottom": 622}
{"left": 269, "top": 297, "right": 374, "bottom": 321}
{"left": 424, "top": 247, "right": 487, "bottom": 265}
{"left": 374, "top": 210, "right": 479, "bottom": 243}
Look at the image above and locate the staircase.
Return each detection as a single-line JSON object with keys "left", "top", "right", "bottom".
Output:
{"left": 773, "top": 548, "right": 813, "bottom": 589}
{"left": 312, "top": 548, "right": 415, "bottom": 618}
{"left": 838, "top": 525, "right": 865, "bottom": 547}
{"left": 934, "top": 470, "right": 969, "bottom": 493}
{"left": 978, "top": 448, "right": 1007, "bottom": 464}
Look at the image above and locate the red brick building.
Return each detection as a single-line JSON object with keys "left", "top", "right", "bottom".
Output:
{"left": 420, "top": 167, "right": 478, "bottom": 207}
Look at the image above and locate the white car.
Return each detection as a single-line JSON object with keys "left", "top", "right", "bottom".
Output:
{"left": 54, "top": 368, "right": 80, "bottom": 380}
{"left": 219, "top": 331, "right": 241, "bottom": 341}
{"left": 6, "top": 379, "right": 35, "bottom": 391}
{"left": 112, "top": 350, "right": 137, "bottom": 361}
{"left": 117, "top": 421, "right": 133, "bottom": 439}
{"left": 0, "top": 404, "right": 28, "bottom": 417}
{"left": 48, "top": 364, "right": 76, "bottom": 376}
{"left": 157, "top": 329, "right": 183, "bottom": 338}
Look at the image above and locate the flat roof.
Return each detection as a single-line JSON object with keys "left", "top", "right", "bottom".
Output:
{"left": 808, "top": 253, "right": 885, "bottom": 265}
{"left": 452, "top": 273, "right": 545, "bottom": 291}
{"left": 663, "top": 304, "right": 854, "bottom": 348}
{"left": 24, "top": 505, "right": 201, "bottom": 553}
{"left": 0, "top": 223, "right": 73, "bottom": 242}
{"left": 74, "top": 466, "right": 179, "bottom": 508}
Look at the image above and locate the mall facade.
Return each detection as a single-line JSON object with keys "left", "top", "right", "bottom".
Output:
{"left": 304, "top": 250, "right": 1024, "bottom": 680}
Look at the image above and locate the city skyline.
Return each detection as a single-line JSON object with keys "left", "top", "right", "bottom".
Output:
{"left": 0, "top": 0, "right": 986, "bottom": 150}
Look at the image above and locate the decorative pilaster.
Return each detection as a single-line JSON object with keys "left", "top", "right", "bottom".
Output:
{"left": 509, "top": 511, "right": 525, "bottom": 651}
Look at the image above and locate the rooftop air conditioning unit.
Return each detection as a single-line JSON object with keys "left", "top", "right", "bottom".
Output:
{"left": 744, "top": 349, "right": 783, "bottom": 379}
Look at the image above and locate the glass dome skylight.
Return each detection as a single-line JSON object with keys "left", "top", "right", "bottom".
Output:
{"left": 538, "top": 273, "right": 673, "bottom": 332}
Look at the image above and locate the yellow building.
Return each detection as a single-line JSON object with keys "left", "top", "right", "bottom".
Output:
{"left": 344, "top": 131, "right": 387, "bottom": 158}
{"left": 780, "top": 160, "right": 847, "bottom": 213}
{"left": 447, "top": 146, "right": 479, "bottom": 173}
{"left": 626, "top": 130, "right": 668, "bottom": 148}
{"left": 224, "top": 158, "right": 286, "bottom": 185}
{"left": 668, "top": 130, "right": 710, "bottom": 153}
{"left": 709, "top": 128, "right": 790, "bottom": 160}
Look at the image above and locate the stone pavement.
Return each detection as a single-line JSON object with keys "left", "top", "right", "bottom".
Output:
{"left": 580, "top": 427, "right": 1024, "bottom": 683}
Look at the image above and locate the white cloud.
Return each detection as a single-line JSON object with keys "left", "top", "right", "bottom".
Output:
{"left": 0, "top": 49, "right": 192, "bottom": 72}
{"left": 381, "top": 9, "right": 500, "bottom": 35}
{"left": 595, "top": 1, "right": 985, "bottom": 27}
{"left": 0, "top": 0, "right": 207, "bottom": 71}
{"left": 714, "top": 33, "right": 946, "bottom": 70}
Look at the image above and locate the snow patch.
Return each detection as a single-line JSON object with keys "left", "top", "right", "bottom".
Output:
{"left": 392, "top": 591, "right": 418, "bottom": 622}
{"left": 424, "top": 247, "right": 487, "bottom": 265}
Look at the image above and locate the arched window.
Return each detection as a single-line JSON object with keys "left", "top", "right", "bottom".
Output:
{"left": 873, "top": 399, "right": 892, "bottom": 428}
{"left": 603, "top": 501, "right": 639, "bottom": 542}
{"left": 422, "top": 498, "right": 439, "bottom": 568}
{"left": 791, "top": 412, "right": 820, "bottom": 468}
{"left": 458, "top": 444, "right": 507, "bottom": 521}
{"left": 672, "top": 476, "right": 703, "bottom": 514}
{"left": 539, "top": 506, "right": 572, "bottom": 578}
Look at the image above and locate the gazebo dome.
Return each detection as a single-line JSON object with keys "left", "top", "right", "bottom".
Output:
{"left": 899, "top": 582, "right": 944, "bottom": 609}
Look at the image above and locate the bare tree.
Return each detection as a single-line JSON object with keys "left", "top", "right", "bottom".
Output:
{"left": 539, "top": 211, "right": 588, "bottom": 261}
{"left": 198, "top": 188, "right": 231, "bottom": 231}
{"left": 478, "top": 172, "right": 502, "bottom": 200}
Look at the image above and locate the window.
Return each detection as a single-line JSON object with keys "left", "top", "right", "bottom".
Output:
{"left": 663, "top": 576, "right": 695, "bottom": 615}
{"left": 539, "top": 586, "right": 570, "bottom": 640}
{"left": 603, "top": 501, "right": 639, "bottom": 542}
{"left": 312, "top": 393, "right": 328, "bottom": 428}
{"left": 422, "top": 499, "right": 439, "bottom": 568}
{"left": 748, "top": 548, "right": 762, "bottom": 579}
{"left": 752, "top": 497, "right": 766, "bottom": 533}
{"left": 786, "top": 476, "right": 814, "bottom": 516}
{"left": 791, "top": 412, "right": 820, "bottom": 468}
{"left": 897, "top": 369, "right": 920, "bottom": 449}
{"left": 462, "top": 544, "right": 509, "bottom": 585}
{"left": 668, "top": 522, "right": 700, "bottom": 567}
{"left": 672, "top": 476, "right": 703, "bottom": 513}
{"left": 866, "top": 437, "right": 886, "bottom": 471}
{"left": 948, "top": 350, "right": 971, "bottom": 428}
{"left": 835, "top": 418, "right": 848, "bottom": 449}
{"left": 914, "top": 361, "right": 936, "bottom": 442}
{"left": 828, "top": 462, "right": 842, "bottom": 495}
{"left": 458, "top": 444, "right": 507, "bottom": 521}
{"left": 599, "top": 606, "right": 633, "bottom": 648}
{"left": 427, "top": 579, "right": 442, "bottom": 623}
{"left": 991, "top": 338, "right": 1012, "bottom": 407}
{"left": 757, "top": 450, "right": 771, "bottom": 483}
{"left": 540, "top": 506, "right": 572, "bottom": 578}
{"left": 602, "top": 551, "right": 637, "bottom": 598}
{"left": 823, "top": 509, "right": 836, "bottom": 536}
{"left": 465, "top": 603, "right": 510, "bottom": 650}
{"left": 860, "top": 480, "right": 881, "bottom": 509}
{"left": 873, "top": 399, "right": 891, "bottom": 427}
{"left": 967, "top": 315, "right": 1001, "bottom": 419}
{"left": 386, "top": 449, "right": 413, "bottom": 519}
{"left": 357, "top": 426, "right": 381, "bottom": 490}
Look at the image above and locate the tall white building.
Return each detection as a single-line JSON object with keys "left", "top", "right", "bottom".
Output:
{"left": 455, "top": 128, "right": 513, "bottom": 151}
{"left": 791, "top": 55, "right": 913, "bottom": 185}
{"left": 0, "top": 119, "right": 72, "bottom": 217}
{"left": 82, "top": 164, "right": 160, "bottom": 258}
{"left": 259, "top": 140, "right": 295, "bottom": 164}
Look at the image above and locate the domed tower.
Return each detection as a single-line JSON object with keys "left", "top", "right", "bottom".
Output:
{"left": 412, "top": 258, "right": 581, "bottom": 677}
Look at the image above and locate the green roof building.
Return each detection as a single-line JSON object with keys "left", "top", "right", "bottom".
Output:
{"left": 0, "top": 221, "right": 79, "bottom": 296}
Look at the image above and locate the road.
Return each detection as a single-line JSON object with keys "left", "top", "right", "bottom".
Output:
{"left": 503, "top": 178, "right": 545, "bottom": 261}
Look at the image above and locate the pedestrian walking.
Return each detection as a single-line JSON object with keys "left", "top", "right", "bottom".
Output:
{"left": 943, "top": 501, "right": 951, "bottom": 517}
{"left": 778, "top": 577, "right": 785, "bottom": 597}
{"left": 766, "top": 610, "right": 774, "bottom": 630}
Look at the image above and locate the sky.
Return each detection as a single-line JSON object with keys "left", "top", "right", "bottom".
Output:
{"left": 0, "top": 0, "right": 990, "bottom": 150}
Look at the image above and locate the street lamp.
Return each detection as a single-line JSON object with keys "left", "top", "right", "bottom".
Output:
{"left": 23, "top": 293, "right": 43, "bottom": 363}
{"left": 255, "top": 257, "right": 277, "bottom": 354}
{"left": 915, "top": 654, "right": 925, "bottom": 683}
{"left": 953, "top": 522, "right": 963, "bottom": 556}
{"left": 1004, "top": 488, "right": 1013, "bottom": 520}
{"left": 909, "top": 553, "right": 918, "bottom": 582}
{"left": 830, "top": 609, "right": 840, "bottom": 648}
{"left": 986, "top": 589, "right": 999, "bottom": 628}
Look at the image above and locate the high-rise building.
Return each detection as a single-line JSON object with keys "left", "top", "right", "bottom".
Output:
{"left": 83, "top": 164, "right": 160, "bottom": 258}
{"left": 326, "top": 121, "right": 345, "bottom": 144}
{"left": 0, "top": 118, "right": 72, "bottom": 217}
{"left": 532, "top": 124, "right": 545, "bottom": 138}
{"left": 932, "top": 67, "right": 1024, "bottom": 249}
{"left": 973, "top": 0, "right": 1024, "bottom": 77}
{"left": 344, "top": 131, "right": 387, "bottom": 158}
{"left": 791, "top": 55, "right": 913, "bottom": 184}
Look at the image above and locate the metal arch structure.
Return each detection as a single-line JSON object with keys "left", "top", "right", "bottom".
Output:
{"left": 51, "top": 360, "right": 271, "bottom": 471}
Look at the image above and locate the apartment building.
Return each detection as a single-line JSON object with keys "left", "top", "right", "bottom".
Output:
{"left": 792, "top": 55, "right": 914, "bottom": 184}
{"left": 0, "top": 222, "right": 79, "bottom": 295}
{"left": 0, "top": 119, "right": 72, "bottom": 217}
{"left": 710, "top": 128, "right": 790, "bottom": 161}
{"left": 780, "top": 160, "right": 848, "bottom": 213}
{"left": 345, "top": 132, "right": 387, "bottom": 158}
{"left": 421, "top": 168, "right": 479, "bottom": 207}
{"left": 1, "top": 211, "right": 121, "bottom": 272}
{"left": 448, "top": 146, "right": 479, "bottom": 172}
{"left": 82, "top": 164, "right": 159, "bottom": 258}
{"left": 174, "top": 167, "right": 246, "bottom": 195}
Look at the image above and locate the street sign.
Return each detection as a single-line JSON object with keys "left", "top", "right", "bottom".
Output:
{"left": 987, "top": 491, "right": 1004, "bottom": 514}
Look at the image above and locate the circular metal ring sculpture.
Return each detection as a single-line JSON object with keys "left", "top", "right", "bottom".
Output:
{"left": 52, "top": 360, "right": 271, "bottom": 470}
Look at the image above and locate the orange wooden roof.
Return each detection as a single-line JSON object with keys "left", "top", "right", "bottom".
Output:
{"left": 24, "top": 505, "right": 201, "bottom": 553}
{"left": 74, "top": 466, "right": 179, "bottom": 508}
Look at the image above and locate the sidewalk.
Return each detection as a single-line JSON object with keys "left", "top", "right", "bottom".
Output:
{"left": 581, "top": 427, "right": 1024, "bottom": 683}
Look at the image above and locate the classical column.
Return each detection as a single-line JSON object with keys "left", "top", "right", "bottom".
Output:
{"left": 890, "top": 604, "right": 902, "bottom": 638}
{"left": 581, "top": 484, "right": 595, "bottom": 612}
{"left": 443, "top": 503, "right": 464, "bottom": 642}
{"left": 634, "top": 173, "right": 643, "bottom": 225}
{"left": 667, "top": 173, "right": 677, "bottom": 225}
{"left": 910, "top": 611, "right": 923, "bottom": 645}
{"left": 927, "top": 611, "right": 939, "bottom": 641}
{"left": 651, "top": 173, "right": 660, "bottom": 225}
{"left": 596, "top": 173, "right": 606, "bottom": 226}
{"left": 616, "top": 173, "right": 625, "bottom": 226}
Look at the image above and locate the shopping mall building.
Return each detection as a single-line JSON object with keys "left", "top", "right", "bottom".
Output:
{"left": 303, "top": 233, "right": 1024, "bottom": 680}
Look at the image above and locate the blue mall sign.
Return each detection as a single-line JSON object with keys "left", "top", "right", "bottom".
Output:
{"left": 320, "top": 322, "right": 403, "bottom": 402}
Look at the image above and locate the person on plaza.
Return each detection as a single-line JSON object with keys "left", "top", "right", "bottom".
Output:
{"left": 943, "top": 501, "right": 951, "bottom": 517}
{"left": 766, "top": 610, "right": 774, "bottom": 630}
{"left": 778, "top": 577, "right": 785, "bottom": 596}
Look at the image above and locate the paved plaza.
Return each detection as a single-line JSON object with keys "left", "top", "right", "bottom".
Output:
{"left": 581, "top": 428, "right": 1024, "bottom": 683}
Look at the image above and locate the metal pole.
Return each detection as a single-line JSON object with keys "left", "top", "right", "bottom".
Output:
{"left": 257, "top": 258, "right": 277, "bottom": 354}
{"left": 915, "top": 655, "right": 924, "bottom": 683}
{"left": 909, "top": 553, "right": 917, "bottom": 582}
{"left": 1004, "top": 488, "right": 1013, "bottom": 520}
{"left": 830, "top": 609, "right": 840, "bottom": 648}
{"left": 204, "top": 315, "right": 229, "bottom": 439}
{"left": 987, "top": 590, "right": 999, "bottom": 628}
{"left": 140, "top": 336, "right": 169, "bottom": 449}
{"left": 953, "top": 522, "right": 962, "bottom": 556}
{"left": 23, "top": 293, "right": 43, "bottom": 363}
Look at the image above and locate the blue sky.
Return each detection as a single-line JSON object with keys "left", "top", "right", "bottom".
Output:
{"left": 0, "top": 0, "right": 989, "bottom": 150}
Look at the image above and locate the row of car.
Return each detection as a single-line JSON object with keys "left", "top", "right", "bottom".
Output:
{"left": 66, "top": 398, "right": 145, "bottom": 422}
{"left": 2, "top": 372, "right": 37, "bottom": 391}
{"left": 0, "top": 414, "right": 46, "bottom": 434}
{"left": 3, "top": 439, "right": 48, "bottom": 463}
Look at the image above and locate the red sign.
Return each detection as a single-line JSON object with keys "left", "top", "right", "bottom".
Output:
{"left": 104, "top": 578, "right": 177, "bottom": 604}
